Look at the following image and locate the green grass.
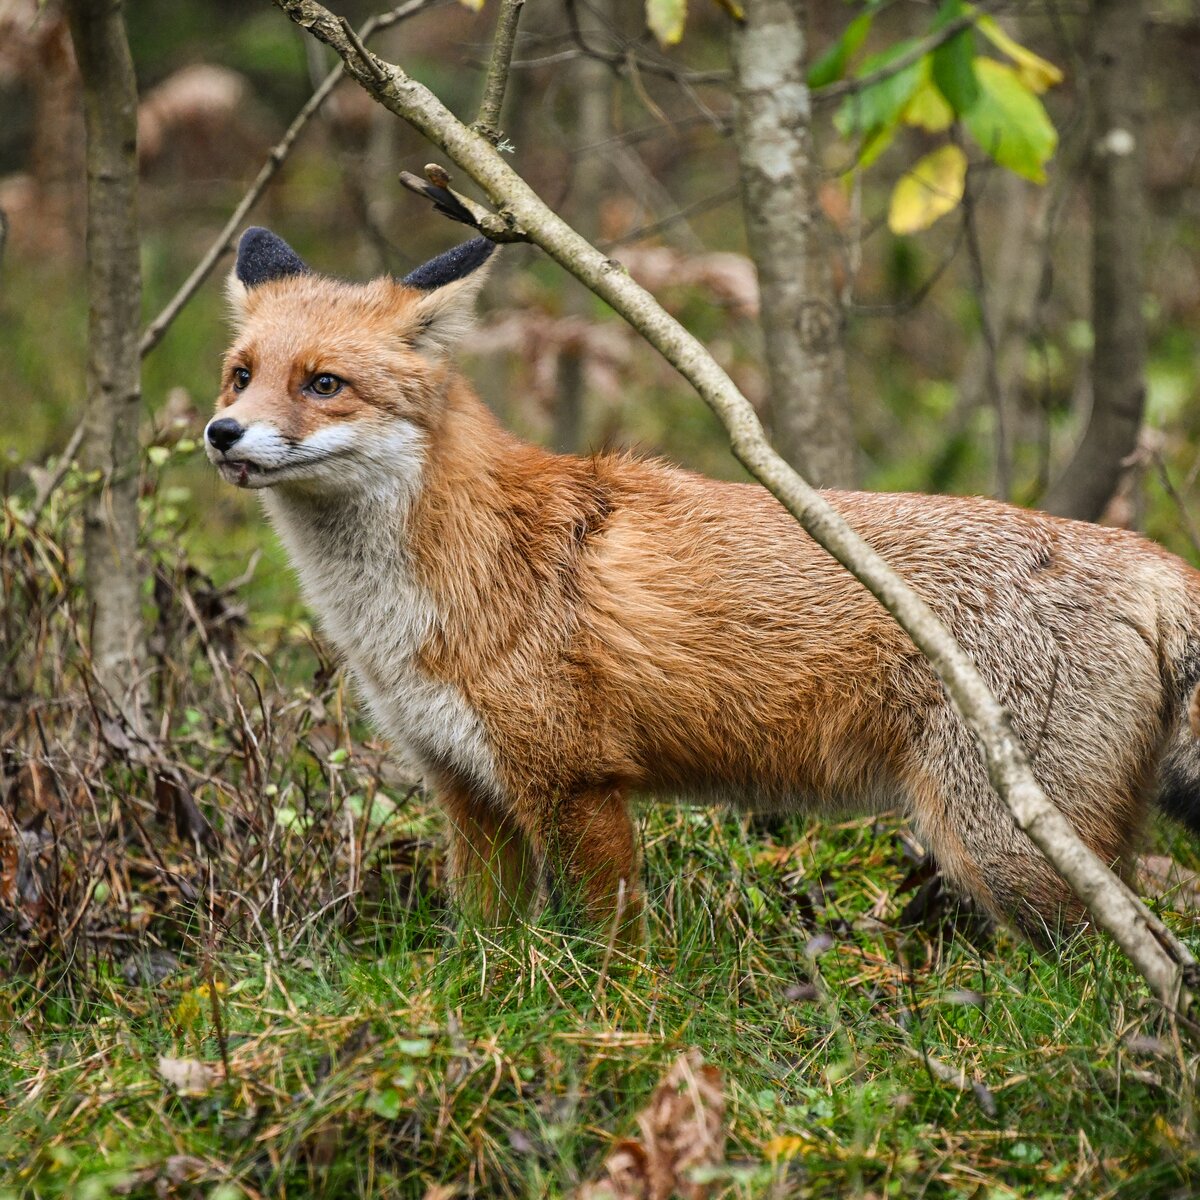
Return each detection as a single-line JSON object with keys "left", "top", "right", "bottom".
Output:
{"left": 4, "top": 800, "right": 1200, "bottom": 1199}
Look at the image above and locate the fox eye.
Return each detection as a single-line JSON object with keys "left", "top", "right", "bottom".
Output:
{"left": 308, "top": 373, "right": 343, "bottom": 398}
{"left": 231, "top": 367, "right": 250, "bottom": 391}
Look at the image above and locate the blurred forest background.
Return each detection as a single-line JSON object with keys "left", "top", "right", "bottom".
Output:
{"left": 5, "top": 0, "right": 1200, "bottom": 586}
{"left": 6, "top": 0, "right": 1200, "bottom": 1196}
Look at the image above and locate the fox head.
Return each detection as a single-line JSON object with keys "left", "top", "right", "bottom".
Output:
{"left": 205, "top": 227, "right": 495, "bottom": 494}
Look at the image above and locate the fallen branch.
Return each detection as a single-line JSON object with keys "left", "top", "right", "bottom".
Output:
{"left": 271, "top": 0, "right": 1198, "bottom": 1025}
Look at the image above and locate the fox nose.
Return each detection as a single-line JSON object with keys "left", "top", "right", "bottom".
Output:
{"left": 206, "top": 417, "right": 244, "bottom": 453}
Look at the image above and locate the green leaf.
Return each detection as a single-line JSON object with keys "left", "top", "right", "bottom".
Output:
{"left": 930, "top": 1, "right": 979, "bottom": 114}
{"left": 147, "top": 445, "right": 170, "bottom": 467}
{"left": 366, "top": 1088, "right": 403, "bottom": 1120}
{"left": 963, "top": 58, "right": 1057, "bottom": 182}
{"left": 807, "top": 10, "right": 874, "bottom": 89}
{"left": 888, "top": 143, "right": 967, "bottom": 234}
{"left": 834, "top": 38, "right": 926, "bottom": 138}
{"left": 646, "top": 0, "right": 686, "bottom": 45}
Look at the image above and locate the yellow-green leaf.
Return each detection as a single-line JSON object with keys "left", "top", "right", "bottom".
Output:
{"left": 710, "top": 0, "right": 743, "bottom": 21}
{"left": 977, "top": 15, "right": 1063, "bottom": 93}
{"left": 646, "top": 0, "right": 686, "bottom": 45}
{"left": 456, "top": 0, "right": 484, "bottom": 12}
{"left": 902, "top": 77, "right": 954, "bottom": 132}
{"left": 964, "top": 58, "right": 1057, "bottom": 182}
{"left": 888, "top": 143, "right": 967, "bottom": 234}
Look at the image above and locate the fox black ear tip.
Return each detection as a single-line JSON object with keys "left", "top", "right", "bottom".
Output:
{"left": 401, "top": 236, "right": 497, "bottom": 291}
{"left": 235, "top": 227, "right": 311, "bottom": 288}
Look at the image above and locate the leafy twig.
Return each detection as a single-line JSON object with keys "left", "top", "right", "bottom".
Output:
{"left": 814, "top": 0, "right": 1004, "bottom": 105}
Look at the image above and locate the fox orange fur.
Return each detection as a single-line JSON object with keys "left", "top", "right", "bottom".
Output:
{"left": 207, "top": 228, "right": 1200, "bottom": 943}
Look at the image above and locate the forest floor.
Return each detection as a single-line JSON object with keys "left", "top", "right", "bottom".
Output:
{"left": 4, "top": 472, "right": 1200, "bottom": 1200}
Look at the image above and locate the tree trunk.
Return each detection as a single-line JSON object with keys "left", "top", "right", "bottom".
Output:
{"left": 65, "top": 0, "right": 146, "bottom": 716}
{"left": 554, "top": 0, "right": 612, "bottom": 454}
{"left": 1042, "top": 0, "right": 1145, "bottom": 522}
{"left": 731, "top": 0, "right": 857, "bottom": 488}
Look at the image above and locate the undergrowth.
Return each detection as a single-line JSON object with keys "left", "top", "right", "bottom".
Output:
{"left": 3, "top": 458, "right": 1200, "bottom": 1199}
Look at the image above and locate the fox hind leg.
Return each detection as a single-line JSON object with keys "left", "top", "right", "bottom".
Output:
{"left": 530, "top": 786, "right": 645, "bottom": 950}
{"left": 439, "top": 781, "right": 540, "bottom": 924}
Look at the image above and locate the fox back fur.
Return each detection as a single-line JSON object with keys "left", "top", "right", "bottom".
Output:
{"left": 206, "top": 228, "right": 1200, "bottom": 942}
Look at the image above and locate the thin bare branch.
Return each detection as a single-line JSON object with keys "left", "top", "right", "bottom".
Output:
{"left": 271, "top": 0, "right": 1199, "bottom": 1025}
{"left": 599, "top": 184, "right": 740, "bottom": 250}
{"left": 560, "top": 0, "right": 729, "bottom": 87}
{"left": 29, "top": 420, "right": 86, "bottom": 524}
{"left": 473, "top": 0, "right": 525, "bottom": 145}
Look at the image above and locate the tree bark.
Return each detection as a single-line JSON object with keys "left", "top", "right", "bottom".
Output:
{"left": 65, "top": 0, "right": 145, "bottom": 715}
{"left": 555, "top": 0, "right": 612, "bottom": 454}
{"left": 1042, "top": 0, "right": 1145, "bottom": 522}
{"left": 731, "top": 0, "right": 857, "bottom": 488}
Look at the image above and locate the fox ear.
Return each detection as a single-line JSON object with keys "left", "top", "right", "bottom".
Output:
{"left": 403, "top": 237, "right": 496, "bottom": 354}
{"left": 226, "top": 227, "right": 311, "bottom": 322}
{"left": 235, "top": 227, "right": 311, "bottom": 288}
{"left": 401, "top": 236, "right": 495, "bottom": 292}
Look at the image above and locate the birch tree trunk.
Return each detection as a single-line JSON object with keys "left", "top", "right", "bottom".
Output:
{"left": 65, "top": 0, "right": 146, "bottom": 716}
{"left": 1043, "top": 0, "right": 1145, "bottom": 522}
{"left": 731, "top": 0, "right": 857, "bottom": 488}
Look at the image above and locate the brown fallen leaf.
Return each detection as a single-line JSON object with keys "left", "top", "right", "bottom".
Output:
{"left": 157, "top": 1055, "right": 223, "bottom": 1097}
{"left": 578, "top": 1051, "right": 726, "bottom": 1200}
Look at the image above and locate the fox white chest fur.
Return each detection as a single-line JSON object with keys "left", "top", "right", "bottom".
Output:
{"left": 262, "top": 478, "right": 499, "bottom": 797}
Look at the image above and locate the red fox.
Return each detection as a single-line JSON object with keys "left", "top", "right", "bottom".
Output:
{"left": 207, "top": 227, "right": 1200, "bottom": 943}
